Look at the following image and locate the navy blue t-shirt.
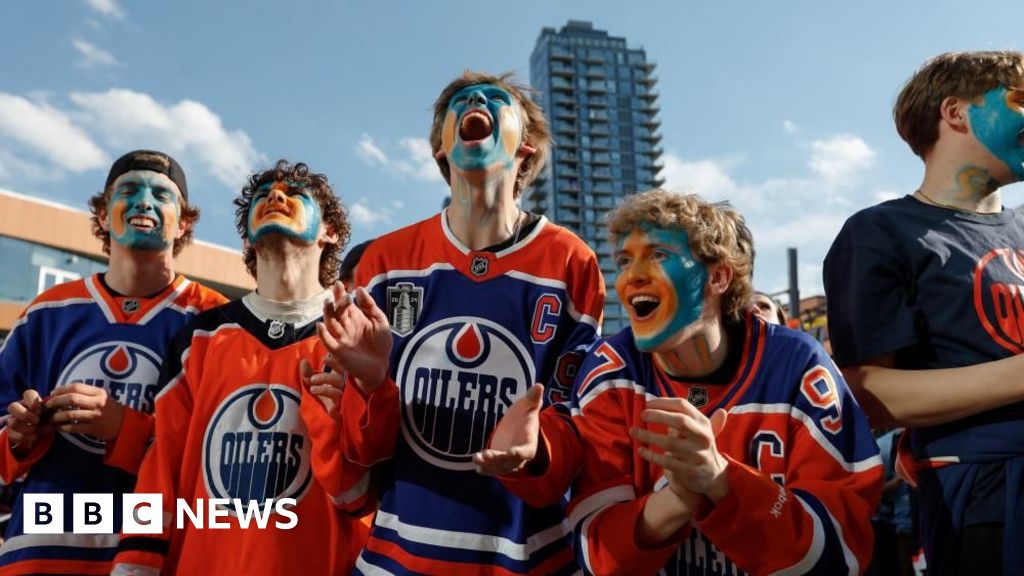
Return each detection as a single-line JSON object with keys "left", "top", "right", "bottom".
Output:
{"left": 824, "top": 194, "right": 1024, "bottom": 461}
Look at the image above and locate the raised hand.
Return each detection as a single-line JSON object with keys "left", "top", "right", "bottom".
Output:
{"left": 473, "top": 383, "right": 544, "bottom": 476}
{"left": 45, "top": 383, "right": 126, "bottom": 441}
{"left": 6, "top": 389, "right": 55, "bottom": 455}
{"left": 300, "top": 356, "right": 345, "bottom": 419}
{"left": 631, "top": 397, "right": 730, "bottom": 503}
{"left": 316, "top": 282, "right": 392, "bottom": 395}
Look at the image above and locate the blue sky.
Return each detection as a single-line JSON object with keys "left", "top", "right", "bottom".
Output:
{"left": 1, "top": 0, "right": 1021, "bottom": 298}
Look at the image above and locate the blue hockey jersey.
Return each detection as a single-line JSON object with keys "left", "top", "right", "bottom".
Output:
{"left": 567, "top": 318, "right": 882, "bottom": 576}
{"left": 0, "top": 274, "right": 224, "bottom": 575}
{"left": 342, "top": 212, "right": 605, "bottom": 575}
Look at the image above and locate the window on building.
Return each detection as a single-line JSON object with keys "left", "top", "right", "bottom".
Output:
{"left": 0, "top": 235, "right": 106, "bottom": 302}
{"left": 37, "top": 266, "right": 81, "bottom": 295}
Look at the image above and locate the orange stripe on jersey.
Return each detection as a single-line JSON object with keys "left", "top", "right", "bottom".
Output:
{"left": 364, "top": 537, "right": 574, "bottom": 576}
{"left": 713, "top": 318, "right": 766, "bottom": 413}
{"left": 85, "top": 274, "right": 198, "bottom": 325}
{"left": 649, "top": 318, "right": 766, "bottom": 416}
{"left": 576, "top": 342, "right": 627, "bottom": 399}
{"left": 21, "top": 278, "right": 92, "bottom": 308}
{"left": 0, "top": 559, "right": 112, "bottom": 576}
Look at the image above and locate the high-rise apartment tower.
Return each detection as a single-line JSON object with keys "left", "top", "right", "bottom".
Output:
{"left": 527, "top": 20, "right": 664, "bottom": 333}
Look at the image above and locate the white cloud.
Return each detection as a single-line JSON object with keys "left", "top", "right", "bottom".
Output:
{"left": 69, "top": 89, "right": 264, "bottom": 188}
{"left": 808, "top": 134, "right": 875, "bottom": 185}
{"left": 354, "top": 135, "right": 442, "bottom": 182}
{"left": 395, "top": 138, "right": 442, "bottom": 181}
{"left": 661, "top": 131, "right": 880, "bottom": 296}
{"left": 72, "top": 39, "right": 119, "bottom": 69}
{"left": 349, "top": 197, "right": 393, "bottom": 226}
{"left": 0, "top": 92, "right": 108, "bottom": 172}
{"left": 754, "top": 212, "right": 849, "bottom": 250}
{"left": 355, "top": 134, "right": 387, "bottom": 165}
{"left": 782, "top": 119, "right": 799, "bottom": 134}
{"left": 873, "top": 189, "right": 901, "bottom": 203}
{"left": 84, "top": 0, "right": 125, "bottom": 19}
{"left": 0, "top": 89, "right": 263, "bottom": 192}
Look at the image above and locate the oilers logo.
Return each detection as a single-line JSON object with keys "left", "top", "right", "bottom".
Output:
{"left": 974, "top": 248, "right": 1024, "bottom": 354}
{"left": 57, "top": 341, "right": 162, "bottom": 453}
{"left": 397, "top": 316, "right": 535, "bottom": 470}
{"left": 203, "top": 384, "right": 312, "bottom": 506}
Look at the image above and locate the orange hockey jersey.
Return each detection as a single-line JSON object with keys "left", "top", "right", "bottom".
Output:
{"left": 111, "top": 293, "right": 370, "bottom": 575}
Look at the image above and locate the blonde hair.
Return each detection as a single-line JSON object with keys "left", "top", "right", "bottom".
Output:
{"left": 429, "top": 71, "right": 551, "bottom": 198}
{"left": 895, "top": 51, "right": 1024, "bottom": 158}
{"left": 608, "top": 189, "right": 755, "bottom": 320}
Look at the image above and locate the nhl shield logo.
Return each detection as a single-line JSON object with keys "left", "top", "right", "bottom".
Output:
{"left": 687, "top": 386, "right": 708, "bottom": 408}
{"left": 121, "top": 299, "right": 139, "bottom": 313}
{"left": 387, "top": 282, "right": 423, "bottom": 336}
{"left": 470, "top": 255, "right": 489, "bottom": 277}
{"left": 267, "top": 320, "right": 286, "bottom": 339}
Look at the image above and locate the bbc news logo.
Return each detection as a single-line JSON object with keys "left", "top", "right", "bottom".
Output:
{"left": 24, "top": 494, "right": 298, "bottom": 534}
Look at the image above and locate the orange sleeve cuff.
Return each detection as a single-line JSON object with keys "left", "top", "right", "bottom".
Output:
{"left": 341, "top": 375, "right": 399, "bottom": 466}
{"left": 0, "top": 427, "right": 52, "bottom": 483}
{"left": 104, "top": 407, "right": 155, "bottom": 474}
{"left": 585, "top": 493, "right": 686, "bottom": 576}
{"left": 498, "top": 410, "right": 581, "bottom": 508}
{"left": 693, "top": 455, "right": 786, "bottom": 562}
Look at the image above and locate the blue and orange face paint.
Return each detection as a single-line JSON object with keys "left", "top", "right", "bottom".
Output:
{"left": 107, "top": 170, "right": 182, "bottom": 251}
{"left": 247, "top": 181, "right": 322, "bottom": 244}
{"left": 968, "top": 86, "right": 1024, "bottom": 182}
{"left": 615, "top": 226, "right": 707, "bottom": 352}
{"left": 439, "top": 84, "right": 524, "bottom": 174}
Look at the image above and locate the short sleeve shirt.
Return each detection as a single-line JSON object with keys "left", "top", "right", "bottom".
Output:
{"left": 824, "top": 195, "right": 1024, "bottom": 460}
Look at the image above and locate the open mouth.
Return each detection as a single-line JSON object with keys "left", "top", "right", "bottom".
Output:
{"left": 262, "top": 206, "right": 292, "bottom": 218}
{"left": 459, "top": 109, "right": 493, "bottom": 144}
{"left": 128, "top": 216, "right": 157, "bottom": 231}
{"left": 630, "top": 294, "right": 661, "bottom": 320}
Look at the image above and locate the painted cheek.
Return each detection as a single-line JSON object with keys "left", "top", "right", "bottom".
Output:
{"left": 288, "top": 196, "right": 309, "bottom": 233}
{"left": 970, "top": 88, "right": 1024, "bottom": 180}
{"left": 650, "top": 266, "right": 679, "bottom": 328}
{"left": 110, "top": 201, "right": 127, "bottom": 238}
{"left": 441, "top": 110, "right": 457, "bottom": 156}
{"left": 499, "top": 107, "right": 522, "bottom": 158}
{"left": 160, "top": 204, "right": 178, "bottom": 243}
{"left": 247, "top": 199, "right": 263, "bottom": 239}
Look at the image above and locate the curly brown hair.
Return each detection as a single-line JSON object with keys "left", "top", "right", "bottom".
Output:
{"left": 88, "top": 156, "right": 200, "bottom": 257}
{"left": 895, "top": 51, "right": 1024, "bottom": 159}
{"left": 429, "top": 71, "right": 551, "bottom": 198}
{"left": 608, "top": 189, "right": 755, "bottom": 320}
{"left": 234, "top": 160, "right": 350, "bottom": 288}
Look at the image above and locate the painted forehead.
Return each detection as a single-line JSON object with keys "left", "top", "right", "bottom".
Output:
{"left": 255, "top": 179, "right": 311, "bottom": 191}
{"left": 621, "top": 225, "right": 694, "bottom": 250}
{"left": 447, "top": 83, "right": 516, "bottom": 107}
{"left": 111, "top": 170, "right": 181, "bottom": 195}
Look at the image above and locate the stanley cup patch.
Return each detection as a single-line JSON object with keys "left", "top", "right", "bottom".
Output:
{"left": 387, "top": 282, "right": 424, "bottom": 336}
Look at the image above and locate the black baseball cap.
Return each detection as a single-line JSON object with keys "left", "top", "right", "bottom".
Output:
{"left": 104, "top": 149, "right": 188, "bottom": 201}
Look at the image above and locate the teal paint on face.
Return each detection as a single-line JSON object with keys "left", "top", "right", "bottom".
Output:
{"left": 968, "top": 87, "right": 1024, "bottom": 181}
{"left": 635, "top": 227, "right": 707, "bottom": 351}
{"left": 108, "top": 173, "right": 181, "bottom": 251}
{"left": 445, "top": 84, "right": 521, "bottom": 172}
{"left": 247, "top": 182, "right": 322, "bottom": 244}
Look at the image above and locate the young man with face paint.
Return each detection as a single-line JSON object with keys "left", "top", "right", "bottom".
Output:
{"left": 0, "top": 150, "right": 226, "bottom": 574}
{"left": 111, "top": 160, "right": 371, "bottom": 575}
{"left": 824, "top": 51, "right": 1024, "bottom": 573}
{"left": 484, "top": 190, "right": 882, "bottom": 575}
{"left": 318, "top": 71, "right": 605, "bottom": 574}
